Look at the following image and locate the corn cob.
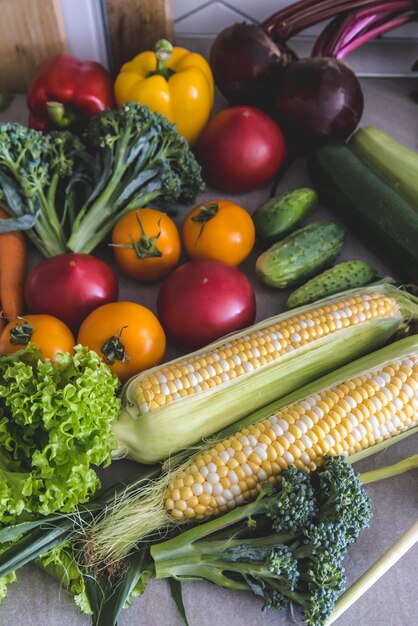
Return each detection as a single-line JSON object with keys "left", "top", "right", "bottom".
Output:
{"left": 113, "top": 284, "right": 418, "bottom": 463}
{"left": 166, "top": 343, "right": 418, "bottom": 519}
{"left": 90, "top": 336, "right": 418, "bottom": 566}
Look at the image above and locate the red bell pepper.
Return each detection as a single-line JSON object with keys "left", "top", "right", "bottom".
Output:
{"left": 27, "top": 54, "right": 115, "bottom": 131}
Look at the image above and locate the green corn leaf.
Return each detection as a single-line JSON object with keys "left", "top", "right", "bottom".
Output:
{"left": 0, "top": 524, "right": 73, "bottom": 578}
{"left": 85, "top": 548, "right": 151, "bottom": 626}
{"left": 0, "top": 515, "right": 67, "bottom": 543}
{"left": 168, "top": 578, "right": 190, "bottom": 626}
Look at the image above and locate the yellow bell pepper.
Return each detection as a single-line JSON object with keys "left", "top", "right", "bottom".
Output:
{"left": 115, "top": 40, "right": 214, "bottom": 146}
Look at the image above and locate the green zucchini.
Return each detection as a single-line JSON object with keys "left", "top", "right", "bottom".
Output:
{"left": 286, "top": 260, "right": 376, "bottom": 309}
{"left": 350, "top": 127, "right": 418, "bottom": 212}
{"left": 311, "top": 143, "right": 418, "bottom": 283}
{"left": 256, "top": 220, "right": 346, "bottom": 289}
{"left": 252, "top": 188, "right": 317, "bottom": 243}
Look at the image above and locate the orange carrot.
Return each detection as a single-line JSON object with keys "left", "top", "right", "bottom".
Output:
{"left": 0, "top": 207, "right": 27, "bottom": 320}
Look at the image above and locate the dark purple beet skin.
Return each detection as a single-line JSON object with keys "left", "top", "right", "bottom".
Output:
{"left": 210, "top": 22, "right": 296, "bottom": 110}
{"left": 274, "top": 57, "right": 364, "bottom": 149}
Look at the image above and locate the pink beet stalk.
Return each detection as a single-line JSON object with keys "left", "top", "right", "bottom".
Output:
{"left": 263, "top": 0, "right": 387, "bottom": 41}
{"left": 311, "top": 0, "right": 417, "bottom": 59}
{"left": 336, "top": 13, "right": 417, "bottom": 58}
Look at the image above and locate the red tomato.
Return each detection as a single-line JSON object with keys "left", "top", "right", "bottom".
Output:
{"left": 157, "top": 259, "right": 256, "bottom": 350}
{"left": 197, "top": 106, "right": 286, "bottom": 193}
{"left": 25, "top": 253, "right": 119, "bottom": 330}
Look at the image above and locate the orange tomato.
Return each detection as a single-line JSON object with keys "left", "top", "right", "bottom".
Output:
{"left": 0, "top": 314, "right": 74, "bottom": 361}
{"left": 182, "top": 199, "right": 255, "bottom": 266}
{"left": 112, "top": 208, "right": 181, "bottom": 281}
{"left": 77, "top": 301, "right": 166, "bottom": 382}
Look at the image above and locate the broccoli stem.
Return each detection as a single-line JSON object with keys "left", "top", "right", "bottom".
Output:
{"left": 325, "top": 520, "right": 418, "bottom": 626}
{"left": 67, "top": 187, "right": 161, "bottom": 253}
{"left": 195, "top": 534, "right": 294, "bottom": 556}
{"left": 152, "top": 493, "right": 279, "bottom": 561}
{"left": 67, "top": 145, "right": 131, "bottom": 252}
{"left": 153, "top": 533, "right": 293, "bottom": 569}
{"left": 67, "top": 150, "right": 167, "bottom": 253}
{"left": 360, "top": 454, "right": 418, "bottom": 484}
{"left": 157, "top": 558, "right": 249, "bottom": 590}
{"left": 155, "top": 547, "right": 291, "bottom": 591}
{"left": 33, "top": 210, "right": 68, "bottom": 256}
{"left": 152, "top": 503, "right": 259, "bottom": 561}
{"left": 26, "top": 209, "right": 67, "bottom": 257}
{"left": 0, "top": 153, "right": 67, "bottom": 256}
{"left": 67, "top": 134, "right": 177, "bottom": 253}
{"left": 38, "top": 190, "right": 67, "bottom": 248}
{"left": 46, "top": 173, "right": 59, "bottom": 214}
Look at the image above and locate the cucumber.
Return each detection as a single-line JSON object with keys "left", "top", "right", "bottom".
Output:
{"left": 252, "top": 188, "right": 318, "bottom": 243}
{"left": 256, "top": 220, "right": 346, "bottom": 289}
{"left": 286, "top": 260, "right": 376, "bottom": 309}
{"left": 350, "top": 127, "right": 418, "bottom": 212}
{"left": 311, "top": 143, "right": 418, "bottom": 282}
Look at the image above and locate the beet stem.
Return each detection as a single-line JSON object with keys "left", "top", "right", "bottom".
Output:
{"left": 336, "top": 12, "right": 417, "bottom": 58}
{"left": 311, "top": 13, "right": 351, "bottom": 57}
{"left": 311, "top": 1, "right": 416, "bottom": 57}
{"left": 262, "top": 0, "right": 324, "bottom": 35}
{"left": 265, "top": 0, "right": 385, "bottom": 41}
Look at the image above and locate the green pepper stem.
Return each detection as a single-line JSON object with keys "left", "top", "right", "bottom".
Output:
{"left": 155, "top": 39, "right": 173, "bottom": 73}
{"left": 46, "top": 102, "right": 80, "bottom": 129}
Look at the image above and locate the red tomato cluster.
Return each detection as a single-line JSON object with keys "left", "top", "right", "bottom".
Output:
{"left": 0, "top": 204, "right": 258, "bottom": 378}
{"left": 1, "top": 105, "right": 288, "bottom": 380}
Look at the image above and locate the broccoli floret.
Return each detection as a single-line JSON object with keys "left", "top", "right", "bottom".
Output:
{"left": 238, "top": 546, "right": 299, "bottom": 612}
{"left": 288, "top": 457, "right": 370, "bottom": 625}
{"left": 303, "top": 584, "right": 341, "bottom": 626}
{"left": 266, "top": 545, "right": 300, "bottom": 589}
{"left": 261, "top": 587, "right": 289, "bottom": 611}
{"left": 0, "top": 105, "right": 204, "bottom": 257}
{"left": 0, "top": 123, "right": 85, "bottom": 256}
{"left": 315, "top": 455, "right": 372, "bottom": 545}
{"left": 152, "top": 456, "right": 370, "bottom": 626}
{"left": 265, "top": 466, "right": 318, "bottom": 533}
{"left": 299, "top": 551, "right": 346, "bottom": 626}
{"left": 299, "top": 521, "right": 349, "bottom": 558}
{"left": 68, "top": 103, "right": 205, "bottom": 253}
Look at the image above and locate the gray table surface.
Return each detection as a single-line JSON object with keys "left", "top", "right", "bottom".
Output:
{"left": 1, "top": 78, "right": 417, "bottom": 626}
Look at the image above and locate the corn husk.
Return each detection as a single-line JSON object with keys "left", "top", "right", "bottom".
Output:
{"left": 90, "top": 335, "right": 418, "bottom": 567}
{"left": 113, "top": 284, "right": 418, "bottom": 464}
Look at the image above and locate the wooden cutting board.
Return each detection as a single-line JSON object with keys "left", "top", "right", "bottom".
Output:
{"left": 0, "top": 0, "right": 68, "bottom": 92}
{"left": 106, "top": 0, "right": 173, "bottom": 73}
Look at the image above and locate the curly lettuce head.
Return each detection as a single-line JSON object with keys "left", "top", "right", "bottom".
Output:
{"left": 0, "top": 345, "right": 121, "bottom": 525}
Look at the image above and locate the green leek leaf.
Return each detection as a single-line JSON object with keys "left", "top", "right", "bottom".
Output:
{"left": 168, "top": 578, "right": 189, "bottom": 626}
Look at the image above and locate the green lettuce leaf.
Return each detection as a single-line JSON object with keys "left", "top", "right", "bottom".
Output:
{"left": 0, "top": 345, "right": 121, "bottom": 525}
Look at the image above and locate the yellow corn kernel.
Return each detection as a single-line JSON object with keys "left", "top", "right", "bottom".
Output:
{"left": 132, "top": 291, "right": 401, "bottom": 414}
{"left": 165, "top": 350, "right": 418, "bottom": 519}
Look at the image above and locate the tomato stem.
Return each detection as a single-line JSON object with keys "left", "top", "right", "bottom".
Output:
{"left": 191, "top": 202, "right": 219, "bottom": 246}
{"left": 9, "top": 319, "right": 34, "bottom": 345}
{"left": 101, "top": 326, "right": 129, "bottom": 365}
{"left": 110, "top": 212, "right": 163, "bottom": 260}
